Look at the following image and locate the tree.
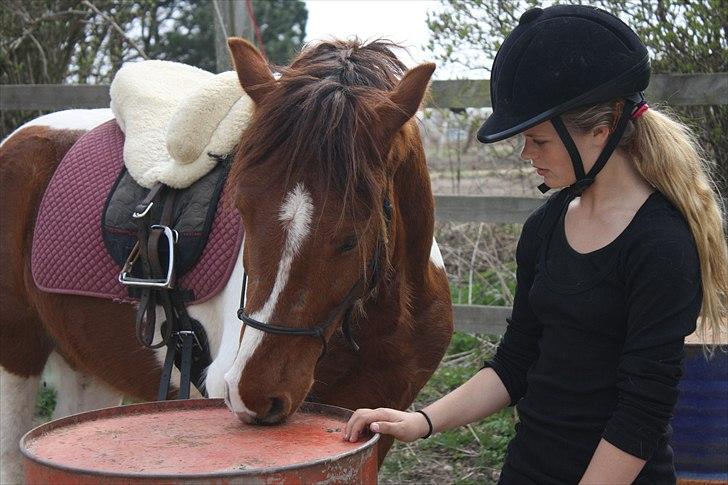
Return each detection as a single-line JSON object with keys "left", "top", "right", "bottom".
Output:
{"left": 252, "top": 0, "right": 307, "bottom": 66}
{"left": 427, "top": 0, "right": 728, "bottom": 192}
{"left": 0, "top": 0, "right": 308, "bottom": 137}
{"left": 151, "top": 0, "right": 308, "bottom": 71}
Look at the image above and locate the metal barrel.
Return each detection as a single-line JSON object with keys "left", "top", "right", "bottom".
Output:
{"left": 21, "top": 399, "right": 379, "bottom": 484}
{"left": 672, "top": 343, "right": 728, "bottom": 484}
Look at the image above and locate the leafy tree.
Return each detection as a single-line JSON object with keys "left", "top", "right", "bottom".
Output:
{"left": 153, "top": 0, "right": 308, "bottom": 70}
{"left": 252, "top": 0, "right": 308, "bottom": 66}
{"left": 150, "top": 0, "right": 217, "bottom": 72}
{"left": 427, "top": 0, "right": 728, "bottom": 192}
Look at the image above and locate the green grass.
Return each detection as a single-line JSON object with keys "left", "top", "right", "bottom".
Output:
{"left": 379, "top": 332, "right": 516, "bottom": 484}
{"left": 35, "top": 384, "right": 57, "bottom": 422}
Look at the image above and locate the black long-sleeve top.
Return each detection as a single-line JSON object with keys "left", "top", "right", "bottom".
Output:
{"left": 485, "top": 190, "right": 702, "bottom": 484}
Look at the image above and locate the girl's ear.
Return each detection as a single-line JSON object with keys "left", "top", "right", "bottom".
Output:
{"left": 593, "top": 124, "right": 611, "bottom": 146}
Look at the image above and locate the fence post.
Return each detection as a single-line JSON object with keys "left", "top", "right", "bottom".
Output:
{"left": 213, "top": 0, "right": 254, "bottom": 73}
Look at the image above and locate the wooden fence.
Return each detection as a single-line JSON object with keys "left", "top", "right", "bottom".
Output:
{"left": 2, "top": 74, "right": 727, "bottom": 110}
{"left": 1, "top": 73, "right": 726, "bottom": 334}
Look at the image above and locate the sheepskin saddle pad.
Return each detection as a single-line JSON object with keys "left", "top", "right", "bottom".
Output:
{"left": 110, "top": 60, "right": 254, "bottom": 189}
{"left": 31, "top": 119, "right": 243, "bottom": 305}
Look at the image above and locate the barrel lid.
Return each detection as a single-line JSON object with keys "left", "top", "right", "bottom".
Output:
{"left": 21, "top": 399, "right": 378, "bottom": 479}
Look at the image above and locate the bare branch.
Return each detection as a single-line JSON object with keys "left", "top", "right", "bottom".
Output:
{"left": 81, "top": 0, "right": 149, "bottom": 60}
{"left": 27, "top": 33, "right": 50, "bottom": 82}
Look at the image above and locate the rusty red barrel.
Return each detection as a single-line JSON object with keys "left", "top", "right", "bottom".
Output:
{"left": 21, "top": 399, "right": 379, "bottom": 484}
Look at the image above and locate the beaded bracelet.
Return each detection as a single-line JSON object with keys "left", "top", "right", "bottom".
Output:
{"left": 416, "top": 410, "right": 433, "bottom": 439}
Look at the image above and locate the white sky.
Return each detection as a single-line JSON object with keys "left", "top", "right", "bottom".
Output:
{"left": 303, "top": 0, "right": 476, "bottom": 79}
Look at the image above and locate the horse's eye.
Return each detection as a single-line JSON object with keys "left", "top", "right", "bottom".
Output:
{"left": 338, "top": 236, "right": 358, "bottom": 253}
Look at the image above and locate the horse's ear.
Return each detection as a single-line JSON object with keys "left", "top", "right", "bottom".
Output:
{"left": 377, "top": 62, "right": 436, "bottom": 142}
{"left": 227, "top": 37, "right": 276, "bottom": 105}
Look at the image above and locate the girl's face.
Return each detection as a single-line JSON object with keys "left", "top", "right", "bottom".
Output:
{"left": 519, "top": 121, "right": 607, "bottom": 189}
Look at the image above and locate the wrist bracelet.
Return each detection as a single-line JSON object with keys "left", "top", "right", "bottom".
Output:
{"left": 416, "top": 410, "right": 433, "bottom": 439}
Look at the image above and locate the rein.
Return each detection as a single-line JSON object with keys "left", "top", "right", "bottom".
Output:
{"left": 236, "top": 197, "right": 392, "bottom": 359}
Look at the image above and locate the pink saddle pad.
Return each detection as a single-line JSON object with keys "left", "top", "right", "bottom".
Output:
{"left": 31, "top": 120, "right": 243, "bottom": 305}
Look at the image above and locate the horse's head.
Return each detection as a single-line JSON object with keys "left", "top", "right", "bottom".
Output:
{"left": 222, "top": 38, "right": 434, "bottom": 424}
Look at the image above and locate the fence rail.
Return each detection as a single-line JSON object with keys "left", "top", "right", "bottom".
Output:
{"left": 2, "top": 73, "right": 726, "bottom": 334}
{"left": 1, "top": 73, "right": 727, "bottom": 111}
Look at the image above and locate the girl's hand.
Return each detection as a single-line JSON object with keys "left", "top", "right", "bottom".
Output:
{"left": 344, "top": 407, "right": 430, "bottom": 443}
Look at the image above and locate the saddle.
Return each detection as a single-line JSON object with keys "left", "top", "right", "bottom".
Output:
{"left": 33, "top": 61, "right": 253, "bottom": 398}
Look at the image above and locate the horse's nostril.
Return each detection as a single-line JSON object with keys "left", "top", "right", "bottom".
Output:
{"left": 269, "top": 397, "right": 284, "bottom": 418}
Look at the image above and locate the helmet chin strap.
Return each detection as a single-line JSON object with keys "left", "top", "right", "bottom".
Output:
{"left": 538, "top": 93, "right": 644, "bottom": 196}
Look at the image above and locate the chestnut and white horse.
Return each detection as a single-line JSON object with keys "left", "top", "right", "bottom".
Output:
{"left": 0, "top": 38, "right": 453, "bottom": 481}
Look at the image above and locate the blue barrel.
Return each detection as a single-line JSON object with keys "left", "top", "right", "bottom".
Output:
{"left": 672, "top": 343, "right": 728, "bottom": 484}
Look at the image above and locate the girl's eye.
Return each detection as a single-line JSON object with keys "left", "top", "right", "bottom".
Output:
{"left": 338, "top": 236, "right": 357, "bottom": 253}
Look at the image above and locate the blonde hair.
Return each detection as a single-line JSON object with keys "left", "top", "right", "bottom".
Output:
{"left": 563, "top": 102, "right": 728, "bottom": 352}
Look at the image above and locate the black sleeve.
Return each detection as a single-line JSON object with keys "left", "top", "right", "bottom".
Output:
{"left": 602, "top": 218, "right": 702, "bottom": 460}
{"left": 483, "top": 202, "right": 546, "bottom": 405}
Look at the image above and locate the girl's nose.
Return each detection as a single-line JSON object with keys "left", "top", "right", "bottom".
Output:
{"left": 520, "top": 144, "right": 533, "bottom": 161}
{"left": 517, "top": 136, "right": 533, "bottom": 161}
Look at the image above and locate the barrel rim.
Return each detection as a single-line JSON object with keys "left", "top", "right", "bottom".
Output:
{"left": 20, "top": 398, "right": 379, "bottom": 479}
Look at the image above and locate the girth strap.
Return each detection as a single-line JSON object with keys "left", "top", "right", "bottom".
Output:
{"left": 122, "top": 183, "right": 211, "bottom": 400}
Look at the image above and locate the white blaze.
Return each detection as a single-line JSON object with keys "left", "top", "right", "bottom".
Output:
{"left": 224, "top": 183, "right": 313, "bottom": 419}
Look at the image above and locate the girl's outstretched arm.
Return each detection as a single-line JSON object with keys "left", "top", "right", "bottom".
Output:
{"left": 344, "top": 367, "right": 511, "bottom": 442}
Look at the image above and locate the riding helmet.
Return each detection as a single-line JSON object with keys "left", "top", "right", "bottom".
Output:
{"left": 477, "top": 5, "right": 651, "bottom": 194}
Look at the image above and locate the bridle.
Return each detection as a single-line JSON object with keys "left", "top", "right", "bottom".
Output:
{"left": 236, "top": 198, "right": 392, "bottom": 358}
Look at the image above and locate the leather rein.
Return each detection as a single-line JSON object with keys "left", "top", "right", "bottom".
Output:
{"left": 236, "top": 198, "right": 393, "bottom": 358}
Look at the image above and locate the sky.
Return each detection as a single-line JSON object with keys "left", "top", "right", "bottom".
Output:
{"left": 303, "top": 0, "right": 476, "bottom": 79}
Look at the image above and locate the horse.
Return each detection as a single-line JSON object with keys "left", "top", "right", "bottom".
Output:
{"left": 0, "top": 38, "right": 453, "bottom": 482}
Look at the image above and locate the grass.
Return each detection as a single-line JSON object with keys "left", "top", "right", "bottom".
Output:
{"left": 378, "top": 332, "right": 516, "bottom": 484}
{"left": 450, "top": 266, "right": 517, "bottom": 307}
{"left": 35, "top": 384, "right": 57, "bottom": 423}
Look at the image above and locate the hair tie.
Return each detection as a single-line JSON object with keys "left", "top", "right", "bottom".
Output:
{"left": 631, "top": 102, "right": 649, "bottom": 120}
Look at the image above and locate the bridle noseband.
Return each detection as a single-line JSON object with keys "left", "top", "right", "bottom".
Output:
{"left": 236, "top": 198, "right": 392, "bottom": 358}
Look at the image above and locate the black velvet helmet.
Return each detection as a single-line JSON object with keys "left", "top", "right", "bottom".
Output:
{"left": 477, "top": 5, "right": 650, "bottom": 194}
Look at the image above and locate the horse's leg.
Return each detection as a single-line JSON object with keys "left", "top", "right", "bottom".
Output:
{"left": 43, "top": 351, "right": 124, "bottom": 419}
{"left": 0, "top": 296, "right": 51, "bottom": 484}
{"left": 0, "top": 369, "right": 42, "bottom": 483}
{"left": 0, "top": 289, "right": 52, "bottom": 484}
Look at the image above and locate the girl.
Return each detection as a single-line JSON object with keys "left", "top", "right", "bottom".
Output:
{"left": 344, "top": 5, "right": 728, "bottom": 484}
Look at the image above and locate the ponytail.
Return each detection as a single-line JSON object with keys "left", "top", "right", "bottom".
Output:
{"left": 564, "top": 103, "right": 728, "bottom": 352}
{"left": 629, "top": 108, "right": 728, "bottom": 351}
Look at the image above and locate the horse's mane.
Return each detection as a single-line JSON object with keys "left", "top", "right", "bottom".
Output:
{"left": 235, "top": 39, "right": 408, "bottom": 218}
